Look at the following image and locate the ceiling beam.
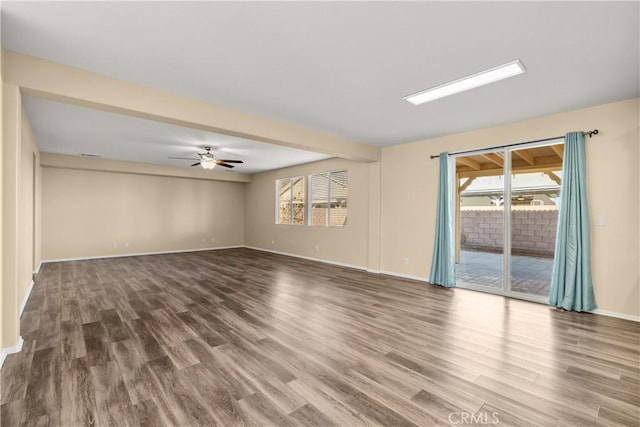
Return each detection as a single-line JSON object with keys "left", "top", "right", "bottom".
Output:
{"left": 551, "top": 144, "right": 564, "bottom": 159}
{"left": 520, "top": 155, "right": 562, "bottom": 167}
{"left": 456, "top": 157, "right": 481, "bottom": 171}
{"left": 545, "top": 171, "right": 562, "bottom": 185}
{"left": 481, "top": 153, "right": 504, "bottom": 167}
{"left": 459, "top": 177, "right": 476, "bottom": 192}
{"left": 40, "top": 153, "right": 252, "bottom": 183}
{"left": 513, "top": 149, "right": 535, "bottom": 166}
{"left": 4, "top": 50, "right": 380, "bottom": 162}
{"left": 457, "top": 160, "right": 563, "bottom": 179}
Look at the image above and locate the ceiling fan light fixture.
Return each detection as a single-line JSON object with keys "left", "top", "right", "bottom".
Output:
{"left": 404, "top": 60, "right": 526, "bottom": 105}
{"left": 169, "top": 145, "right": 242, "bottom": 170}
{"left": 201, "top": 160, "right": 216, "bottom": 170}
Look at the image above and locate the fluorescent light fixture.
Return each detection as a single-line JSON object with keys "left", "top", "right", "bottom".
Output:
{"left": 404, "top": 60, "right": 526, "bottom": 105}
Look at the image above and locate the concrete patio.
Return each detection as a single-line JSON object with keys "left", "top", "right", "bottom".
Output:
{"left": 455, "top": 249, "right": 553, "bottom": 296}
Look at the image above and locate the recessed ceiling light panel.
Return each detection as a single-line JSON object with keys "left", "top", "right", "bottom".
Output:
{"left": 404, "top": 60, "right": 526, "bottom": 105}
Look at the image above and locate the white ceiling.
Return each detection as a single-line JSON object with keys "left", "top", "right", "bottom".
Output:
{"left": 2, "top": 2, "right": 639, "bottom": 168}
{"left": 21, "top": 96, "right": 332, "bottom": 174}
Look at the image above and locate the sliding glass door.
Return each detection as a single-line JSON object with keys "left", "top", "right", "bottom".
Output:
{"left": 454, "top": 140, "right": 563, "bottom": 302}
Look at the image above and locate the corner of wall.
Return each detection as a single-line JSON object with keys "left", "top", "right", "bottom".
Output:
{"left": 0, "top": 43, "right": 4, "bottom": 352}
{"left": 0, "top": 336, "right": 24, "bottom": 369}
{"left": 1, "top": 83, "right": 41, "bottom": 357}
{"left": 2, "top": 82, "right": 22, "bottom": 352}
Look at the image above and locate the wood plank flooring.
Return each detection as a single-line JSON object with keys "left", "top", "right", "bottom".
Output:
{"left": 1, "top": 248, "right": 639, "bottom": 426}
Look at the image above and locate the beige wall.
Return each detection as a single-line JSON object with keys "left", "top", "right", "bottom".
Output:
{"left": 42, "top": 165, "right": 245, "bottom": 260}
{"left": 245, "top": 157, "right": 371, "bottom": 268}
{"left": 2, "top": 83, "right": 42, "bottom": 354}
{"left": 2, "top": 83, "right": 21, "bottom": 352}
{"left": 1, "top": 50, "right": 4, "bottom": 351}
{"left": 381, "top": 98, "right": 640, "bottom": 317}
{"left": 19, "top": 108, "right": 41, "bottom": 300}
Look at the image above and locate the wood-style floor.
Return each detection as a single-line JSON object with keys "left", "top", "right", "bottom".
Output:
{"left": 1, "top": 248, "right": 639, "bottom": 426}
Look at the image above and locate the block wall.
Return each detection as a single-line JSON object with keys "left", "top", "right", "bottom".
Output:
{"left": 460, "top": 206, "right": 558, "bottom": 257}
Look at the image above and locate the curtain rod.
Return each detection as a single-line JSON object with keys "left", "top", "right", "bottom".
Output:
{"left": 429, "top": 129, "right": 599, "bottom": 159}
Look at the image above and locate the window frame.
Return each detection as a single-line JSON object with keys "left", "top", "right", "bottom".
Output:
{"left": 308, "top": 169, "right": 348, "bottom": 228}
{"left": 275, "top": 176, "right": 306, "bottom": 226}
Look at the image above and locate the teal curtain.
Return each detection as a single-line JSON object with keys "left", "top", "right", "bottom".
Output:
{"left": 549, "top": 132, "right": 596, "bottom": 311}
{"left": 429, "top": 153, "right": 455, "bottom": 287}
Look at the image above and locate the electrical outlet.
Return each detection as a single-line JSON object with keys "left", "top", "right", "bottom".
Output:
{"left": 315, "top": 245, "right": 320, "bottom": 252}
{"left": 271, "top": 239, "right": 275, "bottom": 245}
{"left": 113, "top": 242, "right": 118, "bottom": 249}
{"left": 404, "top": 257, "right": 410, "bottom": 265}
{"left": 124, "top": 242, "right": 130, "bottom": 248}
{"left": 211, "top": 237, "right": 216, "bottom": 243}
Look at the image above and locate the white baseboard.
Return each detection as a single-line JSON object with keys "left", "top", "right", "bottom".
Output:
{"left": 245, "top": 246, "right": 367, "bottom": 271}
{"left": 0, "top": 336, "right": 24, "bottom": 369}
{"left": 379, "top": 269, "right": 430, "bottom": 283}
{"left": 42, "top": 245, "right": 244, "bottom": 263}
{"left": 19, "top": 280, "right": 35, "bottom": 318}
{"left": 33, "top": 260, "right": 43, "bottom": 275}
{"left": 590, "top": 309, "right": 640, "bottom": 323}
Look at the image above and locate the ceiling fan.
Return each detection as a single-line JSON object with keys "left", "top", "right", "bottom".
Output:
{"left": 169, "top": 146, "right": 244, "bottom": 170}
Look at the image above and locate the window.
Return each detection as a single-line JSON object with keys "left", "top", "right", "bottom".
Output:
{"left": 310, "top": 170, "right": 348, "bottom": 227}
{"left": 276, "top": 176, "right": 305, "bottom": 225}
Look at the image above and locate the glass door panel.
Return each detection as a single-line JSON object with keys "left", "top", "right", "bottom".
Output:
{"left": 508, "top": 145, "right": 562, "bottom": 297}
{"left": 455, "top": 152, "right": 504, "bottom": 291}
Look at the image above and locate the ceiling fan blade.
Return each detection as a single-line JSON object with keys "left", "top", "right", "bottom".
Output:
{"left": 169, "top": 156, "right": 199, "bottom": 160}
{"left": 216, "top": 162, "right": 235, "bottom": 168}
{"left": 217, "top": 159, "right": 244, "bottom": 163}
{"left": 191, "top": 162, "right": 201, "bottom": 167}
